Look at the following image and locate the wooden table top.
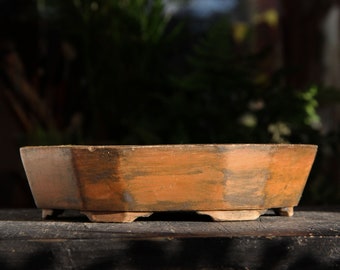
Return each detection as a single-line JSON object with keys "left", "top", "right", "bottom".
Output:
{"left": 0, "top": 207, "right": 339, "bottom": 238}
{"left": 0, "top": 207, "right": 339, "bottom": 269}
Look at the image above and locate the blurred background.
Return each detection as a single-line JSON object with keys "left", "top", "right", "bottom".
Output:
{"left": 0, "top": 0, "right": 340, "bottom": 208}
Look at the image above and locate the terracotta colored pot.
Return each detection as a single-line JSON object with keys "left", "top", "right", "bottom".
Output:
{"left": 20, "top": 144, "right": 317, "bottom": 222}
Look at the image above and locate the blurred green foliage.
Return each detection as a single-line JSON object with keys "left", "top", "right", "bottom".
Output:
{"left": 24, "top": 0, "right": 339, "bottom": 204}
{"left": 172, "top": 18, "right": 321, "bottom": 144}
{"left": 45, "top": 0, "right": 185, "bottom": 143}
{"left": 34, "top": 0, "right": 321, "bottom": 145}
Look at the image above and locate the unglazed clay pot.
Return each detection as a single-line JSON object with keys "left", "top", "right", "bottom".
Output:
{"left": 20, "top": 144, "right": 317, "bottom": 222}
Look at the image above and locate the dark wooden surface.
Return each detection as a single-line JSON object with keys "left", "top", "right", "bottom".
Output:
{"left": 0, "top": 208, "right": 339, "bottom": 269}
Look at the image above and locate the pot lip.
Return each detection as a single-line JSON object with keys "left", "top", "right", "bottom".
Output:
{"left": 20, "top": 144, "right": 318, "bottom": 150}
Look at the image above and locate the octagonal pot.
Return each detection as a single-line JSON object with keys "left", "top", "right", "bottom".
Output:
{"left": 20, "top": 144, "right": 317, "bottom": 222}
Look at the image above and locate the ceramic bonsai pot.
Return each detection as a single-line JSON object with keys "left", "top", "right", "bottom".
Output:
{"left": 20, "top": 144, "right": 317, "bottom": 222}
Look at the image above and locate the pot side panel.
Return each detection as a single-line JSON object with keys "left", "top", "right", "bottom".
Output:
{"left": 117, "top": 146, "right": 226, "bottom": 211}
{"left": 20, "top": 147, "right": 83, "bottom": 209}
{"left": 264, "top": 146, "right": 317, "bottom": 208}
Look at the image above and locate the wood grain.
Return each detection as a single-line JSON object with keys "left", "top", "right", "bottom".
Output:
{"left": 0, "top": 208, "right": 339, "bottom": 269}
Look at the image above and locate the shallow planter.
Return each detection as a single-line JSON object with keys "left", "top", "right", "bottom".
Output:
{"left": 20, "top": 144, "right": 317, "bottom": 222}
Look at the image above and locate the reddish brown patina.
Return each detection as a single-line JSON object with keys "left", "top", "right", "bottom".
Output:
{"left": 20, "top": 144, "right": 317, "bottom": 222}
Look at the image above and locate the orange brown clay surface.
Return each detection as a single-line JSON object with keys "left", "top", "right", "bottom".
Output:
{"left": 20, "top": 144, "right": 317, "bottom": 222}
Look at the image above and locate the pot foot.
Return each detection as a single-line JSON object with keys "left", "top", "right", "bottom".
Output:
{"left": 198, "top": 209, "right": 267, "bottom": 221}
{"left": 82, "top": 211, "right": 153, "bottom": 222}
{"left": 42, "top": 209, "right": 64, "bottom": 219}
{"left": 274, "top": 207, "right": 294, "bottom": 217}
